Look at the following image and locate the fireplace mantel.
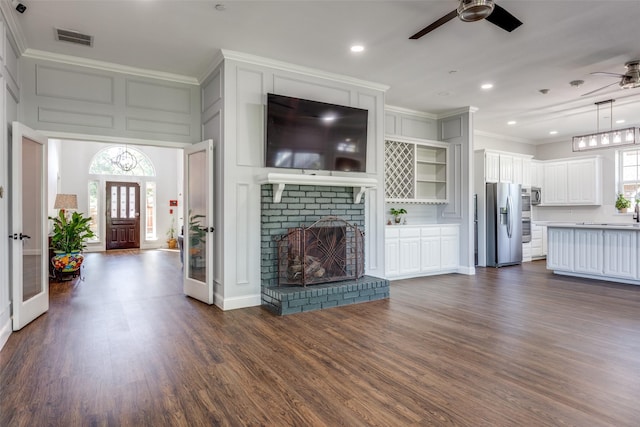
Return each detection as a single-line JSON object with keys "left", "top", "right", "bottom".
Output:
{"left": 258, "top": 173, "right": 377, "bottom": 204}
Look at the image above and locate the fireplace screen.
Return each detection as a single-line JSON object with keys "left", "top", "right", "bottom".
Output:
{"left": 276, "top": 216, "right": 364, "bottom": 287}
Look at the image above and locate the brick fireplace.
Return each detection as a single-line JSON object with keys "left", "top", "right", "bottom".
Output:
{"left": 260, "top": 182, "right": 389, "bottom": 314}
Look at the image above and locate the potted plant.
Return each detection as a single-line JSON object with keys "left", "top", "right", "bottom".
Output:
{"left": 390, "top": 208, "right": 407, "bottom": 224}
{"left": 615, "top": 193, "right": 631, "bottom": 213}
{"left": 167, "top": 216, "right": 177, "bottom": 249}
{"left": 49, "top": 210, "right": 95, "bottom": 275}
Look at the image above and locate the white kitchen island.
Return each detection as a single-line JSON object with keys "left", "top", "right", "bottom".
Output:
{"left": 547, "top": 222, "right": 640, "bottom": 285}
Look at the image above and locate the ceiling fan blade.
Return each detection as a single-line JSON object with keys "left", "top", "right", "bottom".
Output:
{"left": 590, "top": 72, "right": 624, "bottom": 78}
{"left": 485, "top": 4, "right": 523, "bottom": 32}
{"left": 581, "top": 81, "right": 620, "bottom": 97}
{"left": 409, "top": 10, "right": 458, "bottom": 39}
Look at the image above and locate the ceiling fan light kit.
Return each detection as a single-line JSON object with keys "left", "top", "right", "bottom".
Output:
{"left": 458, "top": 0, "right": 495, "bottom": 22}
{"left": 572, "top": 99, "right": 639, "bottom": 152}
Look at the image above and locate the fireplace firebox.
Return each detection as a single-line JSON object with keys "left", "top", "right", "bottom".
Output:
{"left": 276, "top": 216, "right": 364, "bottom": 287}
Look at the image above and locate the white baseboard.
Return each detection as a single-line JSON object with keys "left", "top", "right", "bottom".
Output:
{"left": 457, "top": 266, "right": 476, "bottom": 275}
{"left": 217, "top": 293, "right": 261, "bottom": 311}
{"left": 0, "top": 310, "right": 12, "bottom": 352}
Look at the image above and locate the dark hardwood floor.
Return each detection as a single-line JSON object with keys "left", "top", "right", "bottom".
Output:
{"left": 1, "top": 251, "right": 639, "bottom": 426}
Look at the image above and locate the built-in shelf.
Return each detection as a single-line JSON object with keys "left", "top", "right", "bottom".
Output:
{"left": 257, "top": 172, "right": 378, "bottom": 204}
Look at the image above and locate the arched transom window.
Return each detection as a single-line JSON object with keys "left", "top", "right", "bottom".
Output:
{"left": 89, "top": 146, "right": 155, "bottom": 176}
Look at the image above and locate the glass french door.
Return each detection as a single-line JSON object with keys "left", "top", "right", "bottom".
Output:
{"left": 10, "top": 122, "right": 48, "bottom": 331}
{"left": 183, "top": 140, "right": 215, "bottom": 304}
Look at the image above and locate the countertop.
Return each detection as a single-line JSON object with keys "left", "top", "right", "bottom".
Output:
{"left": 545, "top": 221, "right": 640, "bottom": 230}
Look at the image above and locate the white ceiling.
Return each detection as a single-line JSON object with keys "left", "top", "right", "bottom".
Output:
{"left": 9, "top": 0, "right": 640, "bottom": 145}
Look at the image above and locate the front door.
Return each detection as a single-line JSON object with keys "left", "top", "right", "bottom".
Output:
{"left": 105, "top": 181, "right": 140, "bottom": 250}
{"left": 183, "top": 140, "right": 216, "bottom": 304}
{"left": 10, "top": 122, "right": 49, "bottom": 331}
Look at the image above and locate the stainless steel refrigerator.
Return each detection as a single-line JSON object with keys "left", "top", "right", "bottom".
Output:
{"left": 486, "top": 182, "right": 522, "bottom": 267}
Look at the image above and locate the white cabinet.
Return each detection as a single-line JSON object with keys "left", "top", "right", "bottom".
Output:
{"left": 477, "top": 150, "right": 532, "bottom": 186}
{"left": 531, "top": 160, "right": 543, "bottom": 188}
{"left": 385, "top": 138, "right": 449, "bottom": 204}
{"left": 542, "top": 162, "right": 569, "bottom": 204}
{"left": 485, "top": 151, "right": 500, "bottom": 183}
{"left": 440, "top": 226, "right": 460, "bottom": 269}
{"left": 567, "top": 158, "right": 602, "bottom": 205}
{"left": 531, "top": 223, "right": 547, "bottom": 259}
{"left": 386, "top": 225, "right": 459, "bottom": 279}
{"left": 399, "top": 229, "right": 421, "bottom": 276}
{"left": 420, "top": 227, "right": 441, "bottom": 273}
{"left": 499, "top": 154, "right": 514, "bottom": 183}
{"left": 522, "top": 242, "right": 532, "bottom": 262}
{"left": 573, "top": 229, "right": 604, "bottom": 275}
{"left": 542, "top": 157, "right": 602, "bottom": 206}
{"left": 547, "top": 227, "right": 574, "bottom": 271}
{"left": 385, "top": 228, "right": 400, "bottom": 277}
{"left": 521, "top": 157, "right": 531, "bottom": 188}
{"left": 603, "top": 230, "right": 637, "bottom": 279}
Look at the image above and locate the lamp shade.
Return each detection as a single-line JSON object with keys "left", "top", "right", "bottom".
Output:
{"left": 54, "top": 194, "right": 78, "bottom": 210}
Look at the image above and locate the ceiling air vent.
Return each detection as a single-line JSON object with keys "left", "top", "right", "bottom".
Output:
{"left": 55, "top": 28, "right": 93, "bottom": 47}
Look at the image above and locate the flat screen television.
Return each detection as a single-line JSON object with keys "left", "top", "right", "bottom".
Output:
{"left": 265, "top": 93, "right": 368, "bottom": 172}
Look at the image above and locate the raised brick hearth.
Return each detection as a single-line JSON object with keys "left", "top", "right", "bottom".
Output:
{"left": 263, "top": 275, "right": 389, "bottom": 315}
{"left": 260, "top": 183, "right": 389, "bottom": 314}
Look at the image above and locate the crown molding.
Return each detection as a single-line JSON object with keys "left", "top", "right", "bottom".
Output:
{"left": 474, "top": 129, "right": 537, "bottom": 145}
{"left": 220, "top": 49, "right": 390, "bottom": 92}
{"left": 436, "top": 106, "right": 479, "bottom": 119}
{"left": 0, "top": 0, "right": 27, "bottom": 54}
{"left": 385, "top": 104, "right": 437, "bottom": 120}
{"left": 198, "top": 49, "right": 225, "bottom": 84}
{"left": 22, "top": 49, "right": 199, "bottom": 85}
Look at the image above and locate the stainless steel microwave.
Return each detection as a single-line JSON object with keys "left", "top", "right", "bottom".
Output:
{"left": 531, "top": 187, "right": 542, "bottom": 205}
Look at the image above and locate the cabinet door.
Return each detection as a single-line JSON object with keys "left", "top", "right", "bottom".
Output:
{"left": 521, "top": 158, "right": 531, "bottom": 188}
{"left": 440, "top": 227, "right": 459, "bottom": 269}
{"left": 485, "top": 152, "right": 500, "bottom": 183}
{"left": 385, "top": 238, "right": 400, "bottom": 277}
{"left": 531, "top": 224, "right": 543, "bottom": 257}
{"left": 531, "top": 161, "right": 542, "bottom": 188}
{"left": 499, "top": 154, "right": 514, "bottom": 183}
{"left": 512, "top": 156, "right": 523, "bottom": 185}
{"left": 543, "top": 162, "right": 568, "bottom": 204}
{"left": 420, "top": 236, "right": 441, "bottom": 273}
{"left": 603, "top": 231, "right": 637, "bottom": 279}
{"left": 573, "top": 229, "right": 603, "bottom": 274}
{"left": 399, "top": 237, "right": 421, "bottom": 275}
{"left": 547, "top": 228, "right": 573, "bottom": 270}
{"left": 567, "top": 158, "right": 601, "bottom": 205}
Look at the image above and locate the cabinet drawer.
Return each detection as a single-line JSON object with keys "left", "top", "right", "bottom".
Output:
{"left": 421, "top": 227, "right": 440, "bottom": 237}
{"left": 400, "top": 228, "right": 421, "bottom": 238}
{"left": 440, "top": 226, "right": 459, "bottom": 236}
{"left": 386, "top": 228, "right": 400, "bottom": 239}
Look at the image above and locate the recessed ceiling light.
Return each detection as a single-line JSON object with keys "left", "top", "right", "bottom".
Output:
{"left": 350, "top": 45, "right": 364, "bottom": 53}
{"left": 549, "top": 130, "right": 558, "bottom": 135}
{"left": 507, "top": 120, "right": 517, "bottom": 125}
{"left": 481, "top": 83, "right": 493, "bottom": 90}
{"left": 616, "top": 119, "right": 626, "bottom": 124}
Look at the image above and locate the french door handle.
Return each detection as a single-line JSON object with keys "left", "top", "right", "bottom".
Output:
{"left": 209, "top": 227, "right": 215, "bottom": 232}
{"left": 9, "top": 234, "right": 17, "bottom": 240}
{"left": 20, "top": 233, "right": 31, "bottom": 240}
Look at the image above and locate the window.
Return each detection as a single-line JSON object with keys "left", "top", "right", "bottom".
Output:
{"left": 89, "top": 146, "right": 155, "bottom": 176}
{"left": 88, "top": 181, "right": 99, "bottom": 241}
{"left": 619, "top": 149, "right": 640, "bottom": 208}
{"left": 146, "top": 182, "right": 156, "bottom": 240}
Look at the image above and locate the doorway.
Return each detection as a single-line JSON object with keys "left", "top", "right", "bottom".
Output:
{"left": 105, "top": 181, "right": 141, "bottom": 250}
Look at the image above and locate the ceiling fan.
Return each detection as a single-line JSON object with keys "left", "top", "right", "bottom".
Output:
{"left": 409, "top": 0, "right": 523, "bottom": 39}
{"left": 582, "top": 60, "right": 640, "bottom": 96}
